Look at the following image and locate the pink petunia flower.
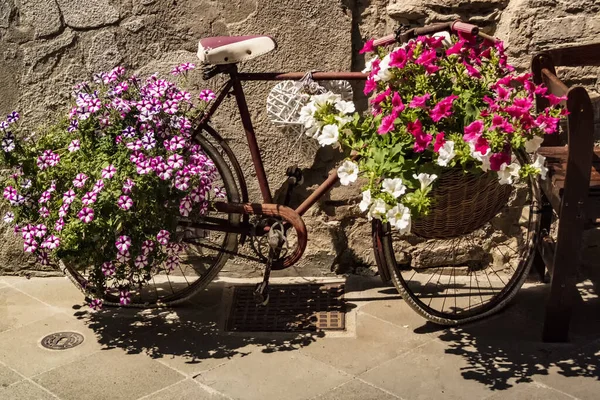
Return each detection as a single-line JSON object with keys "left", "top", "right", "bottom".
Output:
{"left": 89, "top": 298, "right": 103, "bottom": 310}
{"left": 463, "top": 120, "right": 484, "bottom": 142}
{"left": 167, "top": 154, "right": 184, "bottom": 169}
{"left": 63, "top": 189, "right": 76, "bottom": 204}
{"left": 39, "top": 207, "right": 50, "bottom": 218}
{"left": 102, "top": 262, "right": 115, "bottom": 276}
{"left": 179, "top": 196, "right": 193, "bottom": 217}
{"left": 73, "top": 173, "right": 88, "bottom": 188}
{"left": 142, "top": 240, "right": 155, "bottom": 255}
{"left": 199, "top": 89, "right": 216, "bottom": 101}
{"left": 122, "top": 178, "right": 135, "bottom": 193}
{"left": 37, "top": 251, "right": 50, "bottom": 266}
{"left": 68, "top": 140, "right": 80, "bottom": 152}
{"left": 92, "top": 179, "right": 105, "bottom": 193}
{"left": 23, "top": 238, "right": 38, "bottom": 253}
{"left": 115, "top": 235, "right": 131, "bottom": 253}
{"left": 409, "top": 94, "right": 431, "bottom": 109}
{"left": 359, "top": 39, "right": 375, "bottom": 54}
{"left": 55, "top": 218, "right": 64, "bottom": 232}
{"left": 78, "top": 207, "right": 95, "bottom": 223}
{"left": 389, "top": 48, "right": 408, "bottom": 69}
{"left": 41, "top": 235, "right": 60, "bottom": 250}
{"left": 82, "top": 191, "right": 97, "bottom": 206}
{"left": 134, "top": 255, "right": 147, "bottom": 269}
{"left": 119, "top": 290, "right": 131, "bottom": 305}
{"left": 116, "top": 251, "right": 130, "bottom": 264}
{"left": 433, "top": 132, "right": 446, "bottom": 153}
{"left": 165, "top": 255, "right": 180, "bottom": 271}
{"left": 101, "top": 164, "right": 117, "bottom": 179}
{"left": 117, "top": 195, "right": 133, "bottom": 211}
{"left": 3, "top": 186, "right": 17, "bottom": 201}
{"left": 58, "top": 203, "right": 70, "bottom": 218}
{"left": 407, "top": 119, "right": 432, "bottom": 153}
{"left": 363, "top": 78, "right": 377, "bottom": 95}
{"left": 429, "top": 95, "right": 458, "bottom": 123}
{"left": 156, "top": 230, "right": 170, "bottom": 245}
{"left": 35, "top": 224, "right": 47, "bottom": 238}
{"left": 3, "top": 211, "right": 14, "bottom": 223}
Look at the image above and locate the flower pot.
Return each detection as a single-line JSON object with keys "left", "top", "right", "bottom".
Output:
{"left": 411, "top": 169, "right": 512, "bottom": 239}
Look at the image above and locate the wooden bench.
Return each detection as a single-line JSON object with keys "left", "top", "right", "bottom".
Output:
{"left": 531, "top": 43, "right": 600, "bottom": 342}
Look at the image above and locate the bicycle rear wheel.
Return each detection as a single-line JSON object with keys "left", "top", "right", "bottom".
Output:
{"left": 62, "top": 134, "right": 241, "bottom": 307}
{"left": 377, "top": 173, "right": 542, "bottom": 325}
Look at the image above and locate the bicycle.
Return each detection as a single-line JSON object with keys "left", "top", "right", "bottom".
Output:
{"left": 63, "top": 21, "right": 542, "bottom": 326}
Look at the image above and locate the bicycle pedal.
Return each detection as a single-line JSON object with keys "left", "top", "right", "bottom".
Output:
{"left": 253, "top": 281, "right": 270, "bottom": 305}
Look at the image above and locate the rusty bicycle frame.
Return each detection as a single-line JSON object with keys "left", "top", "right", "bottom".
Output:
{"left": 192, "top": 20, "right": 485, "bottom": 271}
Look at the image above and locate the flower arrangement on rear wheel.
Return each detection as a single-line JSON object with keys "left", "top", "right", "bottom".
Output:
{"left": 301, "top": 32, "right": 566, "bottom": 237}
{"left": 0, "top": 64, "right": 222, "bottom": 309}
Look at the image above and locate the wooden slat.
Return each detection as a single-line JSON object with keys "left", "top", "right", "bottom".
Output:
{"left": 547, "top": 42, "right": 600, "bottom": 67}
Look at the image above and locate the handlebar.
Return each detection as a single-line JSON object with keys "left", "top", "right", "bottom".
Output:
{"left": 371, "top": 20, "right": 482, "bottom": 48}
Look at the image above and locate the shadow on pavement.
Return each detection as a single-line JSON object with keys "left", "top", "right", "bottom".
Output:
{"left": 433, "top": 283, "right": 600, "bottom": 391}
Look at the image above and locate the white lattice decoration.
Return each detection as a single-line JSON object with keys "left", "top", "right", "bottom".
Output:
{"left": 266, "top": 77, "right": 353, "bottom": 157}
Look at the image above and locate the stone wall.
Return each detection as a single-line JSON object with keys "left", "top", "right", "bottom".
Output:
{"left": 0, "top": 0, "right": 598, "bottom": 277}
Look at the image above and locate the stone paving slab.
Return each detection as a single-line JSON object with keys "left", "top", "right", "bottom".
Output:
{"left": 312, "top": 378, "right": 400, "bottom": 400}
{"left": 0, "top": 380, "right": 57, "bottom": 400}
{"left": 196, "top": 350, "right": 351, "bottom": 400}
{"left": 0, "top": 313, "right": 104, "bottom": 377}
{"left": 33, "top": 350, "right": 185, "bottom": 400}
{"left": 142, "top": 379, "right": 228, "bottom": 400}
{"left": 299, "top": 312, "right": 433, "bottom": 375}
{"left": 10, "top": 276, "right": 86, "bottom": 311}
{"left": 0, "top": 286, "right": 59, "bottom": 333}
{"left": 0, "top": 363, "right": 22, "bottom": 388}
{"left": 485, "top": 382, "right": 577, "bottom": 400}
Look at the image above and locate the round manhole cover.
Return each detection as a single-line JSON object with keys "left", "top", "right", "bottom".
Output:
{"left": 41, "top": 332, "right": 84, "bottom": 350}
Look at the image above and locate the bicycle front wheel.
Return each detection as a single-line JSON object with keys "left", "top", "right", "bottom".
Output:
{"left": 378, "top": 174, "right": 542, "bottom": 325}
{"left": 62, "top": 134, "right": 241, "bottom": 307}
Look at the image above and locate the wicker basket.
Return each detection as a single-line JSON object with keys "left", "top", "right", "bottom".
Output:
{"left": 412, "top": 169, "right": 512, "bottom": 239}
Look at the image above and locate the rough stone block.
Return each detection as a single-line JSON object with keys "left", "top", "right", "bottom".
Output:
{"left": 19, "top": 0, "right": 63, "bottom": 38}
{"left": 55, "top": 0, "right": 119, "bottom": 29}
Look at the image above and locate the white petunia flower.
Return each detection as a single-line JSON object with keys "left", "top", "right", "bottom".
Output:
{"left": 381, "top": 178, "right": 406, "bottom": 198}
{"left": 469, "top": 142, "right": 491, "bottom": 172}
{"left": 305, "top": 121, "right": 322, "bottom": 138}
{"left": 335, "top": 115, "right": 353, "bottom": 126}
{"left": 359, "top": 189, "right": 371, "bottom": 212}
{"left": 532, "top": 154, "right": 548, "bottom": 180}
{"left": 524, "top": 136, "right": 544, "bottom": 153}
{"left": 367, "top": 198, "right": 387, "bottom": 221}
{"left": 337, "top": 160, "right": 359, "bottom": 186}
{"left": 312, "top": 92, "right": 341, "bottom": 107}
{"left": 335, "top": 100, "right": 355, "bottom": 115}
{"left": 376, "top": 54, "right": 392, "bottom": 82}
{"left": 413, "top": 173, "right": 438, "bottom": 191}
{"left": 387, "top": 203, "right": 411, "bottom": 234}
{"left": 362, "top": 56, "right": 379, "bottom": 73}
{"left": 317, "top": 124, "right": 339, "bottom": 147}
{"left": 299, "top": 101, "right": 317, "bottom": 128}
{"left": 497, "top": 162, "right": 521, "bottom": 185}
{"left": 436, "top": 140, "right": 456, "bottom": 167}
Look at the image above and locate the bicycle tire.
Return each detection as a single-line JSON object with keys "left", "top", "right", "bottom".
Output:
{"left": 376, "top": 173, "right": 542, "bottom": 325}
{"left": 62, "top": 134, "right": 241, "bottom": 308}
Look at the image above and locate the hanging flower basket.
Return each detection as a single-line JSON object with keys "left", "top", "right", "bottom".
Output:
{"left": 411, "top": 169, "right": 512, "bottom": 238}
{"left": 300, "top": 32, "right": 566, "bottom": 234}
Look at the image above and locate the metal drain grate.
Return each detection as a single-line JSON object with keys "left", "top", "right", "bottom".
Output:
{"left": 41, "top": 332, "right": 84, "bottom": 350}
{"left": 226, "top": 283, "right": 345, "bottom": 332}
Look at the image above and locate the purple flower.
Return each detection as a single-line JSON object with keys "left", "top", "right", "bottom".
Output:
{"left": 35, "top": 224, "right": 47, "bottom": 238}
{"left": 55, "top": 218, "right": 64, "bottom": 232}
{"left": 179, "top": 196, "right": 192, "bottom": 217}
{"left": 3, "top": 212, "right": 14, "bottom": 223}
{"left": 122, "top": 126, "right": 136, "bottom": 138}
{"left": 78, "top": 207, "right": 95, "bottom": 223}
{"left": 199, "top": 89, "right": 216, "bottom": 101}
{"left": 167, "top": 154, "right": 184, "bottom": 169}
{"left": 134, "top": 255, "right": 147, "bottom": 269}
{"left": 463, "top": 120, "right": 484, "bottom": 142}
{"left": 6, "top": 111, "right": 19, "bottom": 124}
{"left": 102, "top": 262, "right": 115, "bottom": 276}
{"left": 174, "top": 175, "right": 190, "bottom": 191}
{"left": 89, "top": 298, "right": 103, "bottom": 310}
{"left": 163, "top": 100, "right": 178, "bottom": 115}
{"left": 21, "top": 179, "right": 32, "bottom": 189}
{"left": 429, "top": 95, "right": 459, "bottom": 123}
{"left": 136, "top": 160, "right": 152, "bottom": 175}
{"left": 3, "top": 186, "right": 17, "bottom": 201}
{"left": 24, "top": 238, "right": 38, "bottom": 253}
{"left": 116, "top": 251, "right": 130, "bottom": 263}
{"left": 68, "top": 140, "right": 80, "bottom": 152}
{"left": 101, "top": 164, "right": 117, "bottom": 179}
{"left": 117, "top": 195, "right": 133, "bottom": 210}
{"left": 165, "top": 135, "right": 186, "bottom": 151}
{"left": 122, "top": 178, "right": 135, "bottom": 193}
{"left": 214, "top": 187, "right": 227, "bottom": 199}
{"left": 157, "top": 230, "right": 170, "bottom": 245}
{"left": 115, "top": 235, "right": 131, "bottom": 253}
{"left": 125, "top": 140, "right": 142, "bottom": 151}
{"left": 39, "top": 191, "right": 52, "bottom": 204}
{"left": 119, "top": 290, "right": 131, "bottom": 305}
{"left": 41, "top": 235, "right": 60, "bottom": 250}
{"left": 68, "top": 120, "right": 79, "bottom": 133}
{"left": 165, "top": 243, "right": 181, "bottom": 255}
{"left": 142, "top": 240, "right": 155, "bottom": 255}
{"left": 142, "top": 132, "right": 156, "bottom": 150}
{"left": 165, "top": 255, "right": 180, "bottom": 271}
{"left": 63, "top": 189, "right": 76, "bottom": 204}
{"left": 0, "top": 121, "right": 8, "bottom": 130}
{"left": 157, "top": 164, "right": 173, "bottom": 180}
{"left": 58, "top": 203, "right": 70, "bottom": 218}
{"left": 37, "top": 250, "right": 50, "bottom": 265}
{"left": 190, "top": 187, "right": 206, "bottom": 202}
{"left": 39, "top": 207, "right": 50, "bottom": 218}
{"left": 82, "top": 191, "right": 97, "bottom": 206}
{"left": 2, "top": 136, "right": 15, "bottom": 152}
{"left": 92, "top": 179, "right": 105, "bottom": 193}
{"left": 21, "top": 224, "right": 34, "bottom": 240}
{"left": 73, "top": 173, "right": 88, "bottom": 188}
